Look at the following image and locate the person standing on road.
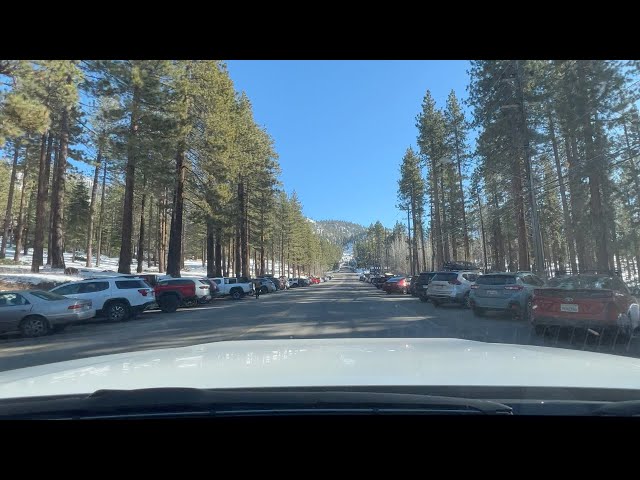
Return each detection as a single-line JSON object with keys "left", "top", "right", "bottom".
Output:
{"left": 255, "top": 281, "right": 261, "bottom": 299}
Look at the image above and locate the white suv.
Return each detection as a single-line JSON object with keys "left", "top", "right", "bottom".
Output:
{"left": 426, "top": 271, "right": 480, "bottom": 308}
{"left": 50, "top": 277, "right": 155, "bottom": 322}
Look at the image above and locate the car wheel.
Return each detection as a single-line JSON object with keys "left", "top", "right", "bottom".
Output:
{"left": 463, "top": 293, "right": 471, "bottom": 309}
{"left": 419, "top": 295, "right": 429, "bottom": 303}
{"left": 159, "top": 295, "right": 180, "bottom": 313}
{"left": 261, "top": 286, "right": 268, "bottom": 294}
{"left": 19, "top": 316, "right": 50, "bottom": 337}
{"left": 183, "top": 298, "right": 198, "bottom": 308}
{"left": 231, "top": 289, "right": 243, "bottom": 300}
{"left": 472, "top": 307, "right": 485, "bottom": 317}
{"left": 106, "top": 301, "right": 129, "bottom": 322}
{"left": 402, "top": 288, "right": 407, "bottom": 295}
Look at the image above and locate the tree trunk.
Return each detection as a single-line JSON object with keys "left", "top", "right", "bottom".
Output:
{"left": 118, "top": 83, "right": 140, "bottom": 274}
{"left": 167, "top": 145, "right": 185, "bottom": 277}
{"left": 240, "top": 180, "right": 250, "bottom": 278}
{"left": 136, "top": 181, "right": 146, "bottom": 274}
{"left": 548, "top": 113, "right": 577, "bottom": 273}
{"left": 476, "top": 190, "right": 488, "bottom": 273}
{"left": 1, "top": 141, "right": 20, "bottom": 258}
{"left": 147, "top": 198, "right": 153, "bottom": 267}
{"left": 215, "top": 228, "right": 222, "bottom": 277}
{"left": 46, "top": 135, "right": 57, "bottom": 265}
{"left": 440, "top": 173, "right": 450, "bottom": 262}
{"left": 410, "top": 194, "right": 420, "bottom": 273}
{"left": 453, "top": 125, "right": 470, "bottom": 261}
{"left": 95, "top": 159, "right": 107, "bottom": 268}
{"left": 180, "top": 216, "right": 185, "bottom": 270}
{"left": 50, "top": 100, "right": 71, "bottom": 270}
{"left": 31, "top": 133, "right": 49, "bottom": 273}
{"left": 566, "top": 134, "right": 588, "bottom": 271}
{"left": 235, "top": 221, "right": 242, "bottom": 278}
{"left": 206, "top": 220, "right": 215, "bottom": 277}
{"left": 85, "top": 148, "right": 102, "bottom": 267}
{"left": 512, "top": 157, "right": 528, "bottom": 271}
{"left": 13, "top": 146, "right": 30, "bottom": 263}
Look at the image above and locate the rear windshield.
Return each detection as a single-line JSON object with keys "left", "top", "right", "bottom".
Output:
{"left": 546, "top": 276, "right": 613, "bottom": 289}
{"left": 432, "top": 272, "right": 458, "bottom": 282}
{"left": 30, "top": 291, "right": 66, "bottom": 301}
{"left": 115, "top": 280, "right": 148, "bottom": 289}
{"left": 476, "top": 275, "right": 516, "bottom": 285}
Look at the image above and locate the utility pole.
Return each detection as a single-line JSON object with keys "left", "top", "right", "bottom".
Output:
{"left": 515, "top": 59, "right": 545, "bottom": 276}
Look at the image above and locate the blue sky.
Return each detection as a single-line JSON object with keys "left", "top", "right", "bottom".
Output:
{"left": 226, "top": 60, "right": 473, "bottom": 228}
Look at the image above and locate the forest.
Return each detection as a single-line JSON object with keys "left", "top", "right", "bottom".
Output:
{"left": 0, "top": 61, "right": 341, "bottom": 278}
{"left": 355, "top": 61, "right": 640, "bottom": 282}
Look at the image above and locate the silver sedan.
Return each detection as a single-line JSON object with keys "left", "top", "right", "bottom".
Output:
{"left": 0, "top": 290, "right": 95, "bottom": 337}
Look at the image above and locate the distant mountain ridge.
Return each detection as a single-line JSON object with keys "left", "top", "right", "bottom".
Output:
{"left": 310, "top": 219, "right": 366, "bottom": 247}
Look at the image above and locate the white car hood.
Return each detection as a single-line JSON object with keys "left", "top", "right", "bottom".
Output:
{"left": 1, "top": 338, "right": 640, "bottom": 399}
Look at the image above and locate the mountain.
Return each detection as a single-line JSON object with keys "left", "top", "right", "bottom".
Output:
{"left": 310, "top": 220, "right": 366, "bottom": 247}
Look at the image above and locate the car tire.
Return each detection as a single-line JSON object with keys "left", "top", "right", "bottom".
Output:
{"left": 19, "top": 315, "right": 50, "bottom": 337}
{"left": 472, "top": 307, "right": 485, "bottom": 317}
{"left": 105, "top": 301, "right": 129, "bottom": 322}
{"left": 402, "top": 288, "right": 407, "bottom": 295}
{"left": 231, "top": 289, "right": 243, "bottom": 300}
{"left": 183, "top": 297, "right": 198, "bottom": 308}
{"left": 261, "top": 286, "right": 268, "bottom": 294}
{"left": 462, "top": 293, "right": 471, "bottom": 309}
{"left": 159, "top": 295, "right": 180, "bottom": 313}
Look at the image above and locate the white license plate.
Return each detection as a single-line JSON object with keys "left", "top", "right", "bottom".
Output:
{"left": 486, "top": 290, "right": 498, "bottom": 296}
{"left": 560, "top": 304, "right": 579, "bottom": 313}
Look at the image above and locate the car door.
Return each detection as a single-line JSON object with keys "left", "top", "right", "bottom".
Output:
{"left": 0, "top": 293, "right": 32, "bottom": 332}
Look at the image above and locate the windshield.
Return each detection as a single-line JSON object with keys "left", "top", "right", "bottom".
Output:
{"left": 2, "top": 59, "right": 640, "bottom": 414}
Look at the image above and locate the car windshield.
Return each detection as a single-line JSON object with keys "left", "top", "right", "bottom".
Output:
{"left": 432, "top": 273, "right": 458, "bottom": 282}
{"left": 476, "top": 275, "right": 516, "bottom": 285}
{"left": 3, "top": 59, "right": 640, "bottom": 415}
{"left": 546, "top": 276, "right": 614, "bottom": 290}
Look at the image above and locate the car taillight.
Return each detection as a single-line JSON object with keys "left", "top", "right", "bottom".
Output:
{"left": 398, "top": 279, "right": 405, "bottom": 286}
{"left": 504, "top": 285, "right": 524, "bottom": 291}
{"left": 470, "top": 285, "right": 479, "bottom": 289}
{"left": 68, "top": 304, "right": 83, "bottom": 310}
{"left": 200, "top": 286, "right": 209, "bottom": 289}
{"left": 449, "top": 279, "right": 462, "bottom": 285}
{"left": 138, "top": 289, "right": 148, "bottom": 296}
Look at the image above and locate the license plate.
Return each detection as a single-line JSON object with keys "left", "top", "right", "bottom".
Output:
{"left": 560, "top": 304, "right": 579, "bottom": 313}
{"left": 486, "top": 290, "right": 498, "bottom": 296}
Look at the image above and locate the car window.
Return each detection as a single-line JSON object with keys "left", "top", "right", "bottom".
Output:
{"left": 432, "top": 273, "right": 458, "bottom": 282}
{"left": 115, "top": 280, "right": 147, "bottom": 289}
{"left": 52, "top": 283, "right": 82, "bottom": 295}
{"left": 476, "top": 275, "right": 516, "bottom": 285}
{"left": 612, "top": 278, "right": 630, "bottom": 294}
{"left": 79, "top": 281, "right": 109, "bottom": 293}
{"left": 462, "top": 274, "right": 478, "bottom": 282}
{"left": 0, "top": 293, "right": 29, "bottom": 306}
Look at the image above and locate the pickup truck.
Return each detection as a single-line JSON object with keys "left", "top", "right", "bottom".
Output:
{"left": 208, "top": 277, "right": 255, "bottom": 300}
{"left": 153, "top": 278, "right": 212, "bottom": 313}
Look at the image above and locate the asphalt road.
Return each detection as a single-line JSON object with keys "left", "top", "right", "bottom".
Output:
{"left": 1, "top": 271, "right": 640, "bottom": 372}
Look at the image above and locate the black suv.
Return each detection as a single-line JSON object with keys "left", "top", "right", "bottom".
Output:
{"left": 413, "top": 272, "right": 437, "bottom": 301}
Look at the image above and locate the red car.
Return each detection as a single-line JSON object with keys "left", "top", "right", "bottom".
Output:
{"left": 382, "top": 276, "right": 409, "bottom": 295}
{"left": 531, "top": 274, "right": 640, "bottom": 336}
{"left": 153, "top": 278, "right": 212, "bottom": 313}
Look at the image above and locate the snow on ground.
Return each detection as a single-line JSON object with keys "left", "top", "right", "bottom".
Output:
{"left": 0, "top": 247, "right": 209, "bottom": 288}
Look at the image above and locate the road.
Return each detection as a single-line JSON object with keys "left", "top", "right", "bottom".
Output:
{"left": 1, "top": 272, "right": 639, "bottom": 372}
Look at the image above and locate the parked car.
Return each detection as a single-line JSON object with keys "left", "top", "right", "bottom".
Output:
{"left": 469, "top": 272, "right": 545, "bottom": 319}
{"left": 153, "top": 278, "right": 212, "bottom": 313}
{"left": 372, "top": 274, "right": 394, "bottom": 289}
{"left": 253, "top": 278, "right": 277, "bottom": 294}
{"left": 382, "top": 276, "right": 410, "bottom": 294}
{"left": 0, "top": 290, "right": 95, "bottom": 337}
{"left": 50, "top": 277, "right": 154, "bottom": 322}
{"left": 425, "top": 271, "right": 480, "bottom": 307}
{"left": 208, "top": 277, "right": 255, "bottom": 299}
{"left": 531, "top": 274, "right": 640, "bottom": 336}
{"left": 413, "top": 272, "right": 437, "bottom": 301}
{"left": 279, "top": 276, "right": 290, "bottom": 289}
{"left": 268, "top": 277, "right": 284, "bottom": 290}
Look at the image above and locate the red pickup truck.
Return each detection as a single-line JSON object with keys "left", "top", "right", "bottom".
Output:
{"left": 153, "top": 278, "right": 214, "bottom": 313}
